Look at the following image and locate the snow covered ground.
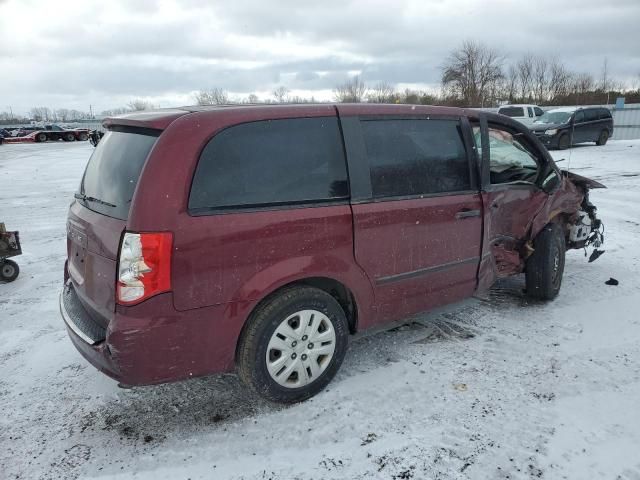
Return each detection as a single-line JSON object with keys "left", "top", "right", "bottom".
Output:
{"left": 1, "top": 140, "right": 639, "bottom": 480}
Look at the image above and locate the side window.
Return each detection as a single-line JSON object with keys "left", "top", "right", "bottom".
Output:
{"left": 585, "top": 109, "right": 599, "bottom": 122}
{"left": 499, "top": 107, "right": 525, "bottom": 118}
{"left": 599, "top": 108, "right": 612, "bottom": 119}
{"left": 527, "top": 107, "right": 534, "bottom": 118}
{"left": 534, "top": 107, "right": 544, "bottom": 117}
{"left": 486, "top": 126, "right": 539, "bottom": 185}
{"left": 574, "top": 111, "right": 585, "bottom": 123}
{"left": 189, "top": 117, "right": 349, "bottom": 212}
{"left": 360, "top": 119, "right": 470, "bottom": 198}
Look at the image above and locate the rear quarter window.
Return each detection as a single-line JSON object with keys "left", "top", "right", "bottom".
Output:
{"left": 585, "top": 109, "right": 599, "bottom": 122}
{"left": 599, "top": 108, "right": 612, "bottom": 119}
{"left": 189, "top": 117, "right": 349, "bottom": 212}
{"left": 498, "top": 107, "right": 525, "bottom": 117}
{"left": 80, "top": 129, "right": 159, "bottom": 220}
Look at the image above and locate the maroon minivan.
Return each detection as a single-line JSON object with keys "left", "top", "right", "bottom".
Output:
{"left": 60, "top": 104, "right": 604, "bottom": 403}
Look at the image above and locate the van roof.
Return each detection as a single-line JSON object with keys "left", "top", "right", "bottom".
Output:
{"left": 103, "top": 103, "right": 473, "bottom": 130}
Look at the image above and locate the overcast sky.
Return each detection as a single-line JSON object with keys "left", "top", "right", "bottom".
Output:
{"left": 1, "top": 0, "right": 639, "bottom": 115}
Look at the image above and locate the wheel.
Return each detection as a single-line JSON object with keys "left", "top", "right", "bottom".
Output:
{"left": 557, "top": 133, "right": 570, "bottom": 150}
{"left": 1, "top": 260, "right": 19, "bottom": 282}
{"left": 36, "top": 133, "right": 47, "bottom": 143}
{"left": 596, "top": 129, "right": 609, "bottom": 146}
{"left": 64, "top": 132, "right": 76, "bottom": 142}
{"left": 237, "top": 286, "right": 349, "bottom": 403}
{"left": 78, "top": 132, "right": 88, "bottom": 141}
{"left": 525, "top": 223, "right": 565, "bottom": 300}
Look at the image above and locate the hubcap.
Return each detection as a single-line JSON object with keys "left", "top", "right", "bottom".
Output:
{"left": 2, "top": 264, "right": 15, "bottom": 278}
{"left": 266, "top": 309, "right": 336, "bottom": 388}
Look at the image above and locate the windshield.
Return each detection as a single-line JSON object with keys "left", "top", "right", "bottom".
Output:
{"left": 79, "top": 130, "right": 158, "bottom": 220}
{"left": 535, "top": 111, "right": 573, "bottom": 124}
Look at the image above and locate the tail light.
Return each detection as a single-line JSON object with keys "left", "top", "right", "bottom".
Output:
{"left": 117, "top": 232, "right": 172, "bottom": 305}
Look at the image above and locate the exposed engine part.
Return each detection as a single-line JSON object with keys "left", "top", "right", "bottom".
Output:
{"left": 569, "top": 210, "right": 592, "bottom": 243}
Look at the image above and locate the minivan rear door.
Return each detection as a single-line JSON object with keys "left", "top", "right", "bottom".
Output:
{"left": 67, "top": 128, "right": 159, "bottom": 328}
{"left": 339, "top": 110, "right": 482, "bottom": 325}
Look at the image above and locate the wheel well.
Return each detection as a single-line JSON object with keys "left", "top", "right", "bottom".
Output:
{"left": 295, "top": 277, "right": 358, "bottom": 334}
{"left": 233, "top": 277, "right": 359, "bottom": 365}
{"left": 251, "top": 277, "right": 358, "bottom": 333}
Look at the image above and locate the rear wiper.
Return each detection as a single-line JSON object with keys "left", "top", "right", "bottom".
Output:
{"left": 74, "top": 192, "right": 116, "bottom": 208}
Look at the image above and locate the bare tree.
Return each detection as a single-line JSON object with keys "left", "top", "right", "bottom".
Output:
{"left": 101, "top": 107, "right": 129, "bottom": 116}
{"left": 193, "top": 88, "right": 229, "bottom": 105}
{"left": 441, "top": 40, "right": 504, "bottom": 107}
{"left": 532, "top": 56, "right": 549, "bottom": 103}
{"left": 517, "top": 53, "right": 534, "bottom": 101}
{"left": 127, "top": 99, "right": 154, "bottom": 111}
{"left": 333, "top": 76, "right": 368, "bottom": 103}
{"left": 548, "top": 58, "right": 571, "bottom": 100}
{"left": 272, "top": 86, "right": 290, "bottom": 103}
{"left": 367, "top": 82, "right": 397, "bottom": 103}
{"left": 505, "top": 65, "right": 519, "bottom": 102}
{"left": 29, "top": 107, "right": 52, "bottom": 122}
{"left": 247, "top": 93, "right": 259, "bottom": 104}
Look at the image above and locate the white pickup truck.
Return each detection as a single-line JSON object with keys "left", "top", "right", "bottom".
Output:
{"left": 498, "top": 104, "right": 545, "bottom": 126}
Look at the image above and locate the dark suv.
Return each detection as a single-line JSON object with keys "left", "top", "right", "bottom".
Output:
{"left": 60, "top": 104, "right": 605, "bottom": 403}
{"left": 530, "top": 107, "right": 613, "bottom": 149}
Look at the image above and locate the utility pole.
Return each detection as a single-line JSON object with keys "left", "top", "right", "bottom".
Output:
{"left": 89, "top": 104, "right": 93, "bottom": 119}
{"left": 8, "top": 106, "right": 13, "bottom": 119}
{"left": 601, "top": 58, "right": 609, "bottom": 105}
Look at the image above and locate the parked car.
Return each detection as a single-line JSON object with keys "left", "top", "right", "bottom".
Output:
{"left": 497, "top": 104, "right": 544, "bottom": 126}
{"left": 60, "top": 104, "right": 605, "bottom": 403}
{"left": 32, "top": 124, "right": 90, "bottom": 142}
{"left": 530, "top": 107, "right": 613, "bottom": 150}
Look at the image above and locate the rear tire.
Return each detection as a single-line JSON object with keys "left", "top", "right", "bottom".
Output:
{"left": 64, "top": 132, "right": 75, "bottom": 142}
{"left": 557, "top": 133, "right": 570, "bottom": 150}
{"left": 36, "top": 133, "right": 47, "bottom": 143}
{"left": 596, "top": 129, "right": 609, "bottom": 146}
{"left": 237, "top": 286, "right": 349, "bottom": 403}
{"left": 526, "top": 223, "right": 565, "bottom": 300}
{"left": 1, "top": 260, "right": 19, "bottom": 282}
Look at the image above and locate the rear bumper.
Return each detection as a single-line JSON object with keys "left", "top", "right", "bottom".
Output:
{"left": 60, "top": 283, "right": 249, "bottom": 386}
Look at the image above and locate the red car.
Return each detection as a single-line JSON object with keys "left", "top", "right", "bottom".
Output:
{"left": 60, "top": 104, "right": 604, "bottom": 403}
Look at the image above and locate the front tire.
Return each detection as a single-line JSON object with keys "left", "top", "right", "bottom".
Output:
{"left": 237, "top": 286, "right": 349, "bottom": 403}
{"left": 1, "top": 260, "right": 19, "bottom": 282}
{"left": 596, "top": 129, "right": 609, "bottom": 146}
{"left": 526, "top": 223, "right": 565, "bottom": 300}
{"left": 36, "top": 133, "right": 47, "bottom": 143}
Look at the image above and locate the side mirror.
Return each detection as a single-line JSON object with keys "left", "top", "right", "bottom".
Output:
{"left": 541, "top": 170, "right": 561, "bottom": 193}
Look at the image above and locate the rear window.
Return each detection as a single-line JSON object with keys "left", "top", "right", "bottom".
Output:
{"left": 189, "top": 117, "right": 349, "bottom": 213}
{"left": 79, "top": 129, "right": 158, "bottom": 220}
{"left": 498, "top": 107, "right": 525, "bottom": 117}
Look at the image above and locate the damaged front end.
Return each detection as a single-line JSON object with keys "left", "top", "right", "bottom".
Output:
{"left": 561, "top": 171, "right": 605, "bottom": 262}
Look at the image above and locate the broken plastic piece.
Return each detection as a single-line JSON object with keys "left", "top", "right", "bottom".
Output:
{"left": 588, "top": 249, "right": 605, "bottom": 263}
{"left": 604, "top": 277, "right": 619, "bottom": 286}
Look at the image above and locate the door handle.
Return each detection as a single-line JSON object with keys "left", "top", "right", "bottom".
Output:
{"left": 455, "top": 209, "right": 481, "bottom": 219}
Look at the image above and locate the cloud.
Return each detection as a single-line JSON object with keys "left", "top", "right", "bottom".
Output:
{"left": 0, "top": 0, "right": 638, "bottom": 113}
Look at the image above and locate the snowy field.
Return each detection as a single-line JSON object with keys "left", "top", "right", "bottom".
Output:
{"left": 1, "top": 140, "right": 640, "bottom": 480}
